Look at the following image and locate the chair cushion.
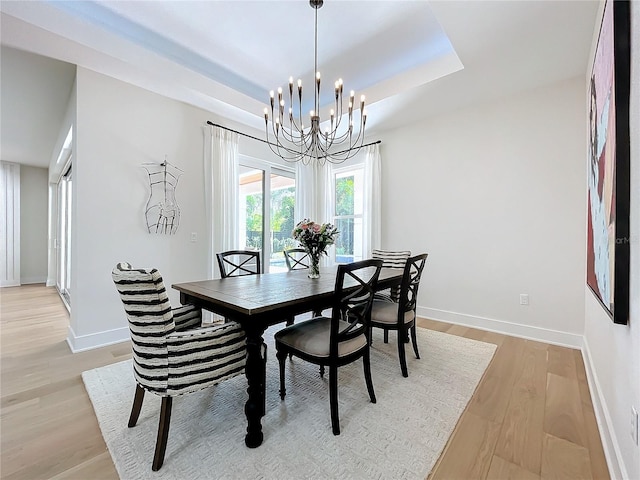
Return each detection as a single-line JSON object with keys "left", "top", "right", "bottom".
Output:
{"left": 275, "top": 317, "right": 367, "bottom": 359}
{"left": 370, "top": 299, "right": 415, "bottom": 325}
{"left": 371, "top": 249, "right": 411, "bottom": 268}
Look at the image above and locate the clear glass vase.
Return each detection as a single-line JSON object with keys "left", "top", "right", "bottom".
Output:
{"left": 308, "top": 253, "right": 320, "bottom": 279}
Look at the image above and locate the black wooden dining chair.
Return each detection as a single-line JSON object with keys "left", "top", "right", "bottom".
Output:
{"left": 216, "top": 249, "right": 267, "bottom": 412}
{"left": 370, "top": 253, "right": 428, "bottom": 377}
{"left": 274, "top": 259, "right": 382, "bottom": 435}
{"left": 283, "top": 247, "right": 320, "bottom": 324}
{"left": 283, "top": 248, "right": 310, "bottom": 271}
{"left": 216, "top": 250, "right": 261, "bottom": 277}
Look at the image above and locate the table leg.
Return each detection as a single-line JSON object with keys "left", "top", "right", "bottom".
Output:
{"left": 243, "top": 326, "right": 266, "bottom": 448}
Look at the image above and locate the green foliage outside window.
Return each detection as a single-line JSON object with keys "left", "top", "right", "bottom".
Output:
{"left": 335, "top": 175, "right": 355, "bottom": 257}
{"left": 244, "top": 186, "right": 296, "bottom": 252}
{"left": 335, "top": 176, "right": 354, "bottom": 216}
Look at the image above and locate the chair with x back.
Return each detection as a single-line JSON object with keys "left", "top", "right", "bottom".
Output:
{"left": 283, "top": 248, "right": 310, "bottom": 271}
{"left": 369, "top": 253, "right": 428, "bottom": 377}
{"left": 274, "top": 258, "right": 382, "bottom": 435}
{"left": 215, "top": 249, "right": 268, "bottom": 403}
{"left": 217, "top": 250, "right": 261, "bottom": 278}
{"left": 111, "top": 262, "right": 247, "bottom": 471}
{"left": 283, "top": 247, "right": 321, "bottom": 322}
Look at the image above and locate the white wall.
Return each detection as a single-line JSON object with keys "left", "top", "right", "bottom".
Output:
{"left": 379, "top": 77, "right": 586, "bottom": 347}
{"left": 19, "top": 165, "right": 48, "bottom": 284}
{"left": 581, "top": 2, "right": 640, "bottom": 479}
{"left": 70, "top": 67, "right": 208, "bottom": 350}
{"left": 68, "top": 67, "right": 273, "bottom": 351}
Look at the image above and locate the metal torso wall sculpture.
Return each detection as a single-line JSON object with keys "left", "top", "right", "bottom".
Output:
{"left": 142, "top": 160, "right": 183, "bottom": 234}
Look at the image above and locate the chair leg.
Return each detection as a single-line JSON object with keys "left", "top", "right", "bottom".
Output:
{"left": 363, "top": 349, "right": 376, "bottom": 404}
{"left": 410, "top": 325, "right": 420, "bottom": 359}
{"left": 276, "top": 348, "right": 288, "bottom": 400}
{"left": 152, "top": 396, "right": 172, "bottom": 471}
{"left": 329, "top": 365, "right": 340, "bottom": 435}
{"left": 284, "top": 318, "right": 294, "bottom": 359}
{"left": 383, "top": 329, "right": 389, "bottom": 344}
{"left": 128, "top": 384, "right": 145, "bottom": 427}
{"left": 319, "top": 365, "right": 325, "bottom": 378}
{"left": 398, "top": 328, "right": 409, "bottom": 378}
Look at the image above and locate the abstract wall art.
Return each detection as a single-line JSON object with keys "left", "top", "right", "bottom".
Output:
{"left": 587, "top": 0, "right": 631, "bottom": 325}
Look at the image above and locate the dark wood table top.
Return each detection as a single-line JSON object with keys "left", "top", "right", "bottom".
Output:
{"left": 172, "top": 266, "right": 402, "bottom": 323}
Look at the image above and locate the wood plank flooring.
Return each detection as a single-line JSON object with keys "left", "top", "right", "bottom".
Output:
{"left": 0, "top": 285, "right": 609, "bottom": 479}
{"left": 421, "top": 317, "right": 609, "bottom": 480}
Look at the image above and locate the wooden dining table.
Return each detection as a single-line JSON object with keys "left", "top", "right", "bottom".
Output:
{"left": 172, "top": 266, "right": 402, "bottom": 448}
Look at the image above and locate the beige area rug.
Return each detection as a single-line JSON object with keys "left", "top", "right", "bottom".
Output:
{"left": 82, "top": 326, "right": 496, "bottom": 480}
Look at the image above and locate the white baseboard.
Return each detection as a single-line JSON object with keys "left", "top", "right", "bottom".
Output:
{"left": 418, "top": 306, "right": 583, "bottom": 349}
{"left": 581, "top": 338, "right": 626, "bottom": 480}
{"left": 0, "top": 280, "right": 20, "bottom": 287}
{"left": 66, "top": 325, "right": 129, "bottom": 353}
{"left": 20, "top": 276, "right": 47, "bottom": 285}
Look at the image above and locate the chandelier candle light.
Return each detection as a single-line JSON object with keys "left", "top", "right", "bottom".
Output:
{"left": 264, "top": 0, "right": 367, "bottom": 165}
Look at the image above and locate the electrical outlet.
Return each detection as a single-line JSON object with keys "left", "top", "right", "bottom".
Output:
{"left": 190, "top": 232, "right": 197, "bottom": 243}
{"left": 632, "top": 406, "right": 639, "bottom": 445}
{"left": 519, "top": 294, "right": 529, "bottom": 306}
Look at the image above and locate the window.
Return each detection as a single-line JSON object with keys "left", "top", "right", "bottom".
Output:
{"left": 55, "top": 127, "right": 73, "bottom": 309}
{"left": 333, "top": 166, "right": 364, "bottom": 263}
{"left": 239, "top": 159, "right": 296, "bottom": 273}
{"left": 57, "top": 163, "right": 72, "bottom": 307}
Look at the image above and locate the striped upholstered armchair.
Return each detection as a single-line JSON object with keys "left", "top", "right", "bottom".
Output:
{"left": 112, "top": 262, "right": 247, "bottom": 471}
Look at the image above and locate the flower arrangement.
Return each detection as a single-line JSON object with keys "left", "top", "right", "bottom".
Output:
{"left": 292, "top": 219, "right": 339, "bottom": 278}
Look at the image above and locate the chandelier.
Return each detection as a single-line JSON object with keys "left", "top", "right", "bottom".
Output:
{"left": 263, "top": 0, "right": 367, "bottom": 165}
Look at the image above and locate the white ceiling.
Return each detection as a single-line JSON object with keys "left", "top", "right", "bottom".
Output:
{"left": 0, "top": 1, "right": 599, "bottom": 169}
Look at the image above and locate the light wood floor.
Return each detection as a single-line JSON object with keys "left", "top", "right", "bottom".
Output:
{"left": 1, "top": 284, "right": 609, "bottom": 479}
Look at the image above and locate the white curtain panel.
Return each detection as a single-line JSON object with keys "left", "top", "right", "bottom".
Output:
{"left": 363, "top": 144, "right": 382, "bottom": 258}
{"left": 295, "top": 161, "right": 332, "bottom": 265}
{"left": 203, "top": 125, "right": 239, "bottom": 280}
{"left": 294, "top": 161, "right": 332, "bottom": 225}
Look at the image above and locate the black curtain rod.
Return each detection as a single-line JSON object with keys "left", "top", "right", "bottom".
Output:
{"left": 206, "top": 121, "right": 381, "bottom": 155}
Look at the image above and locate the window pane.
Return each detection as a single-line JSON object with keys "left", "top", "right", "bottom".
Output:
{"left": 335, "top": 174, "right": 354, "bottom": 216}
{"left": 334, "top": 167, "right": 364, "bottom": 263}
{"left": 270, "top": 173, "right": 296, "bottom": 272}
{"left": 334, "top": 217, "right": 363, "bottom": 263}
{"left": 239, "top": 167, "right": 263, "bottom": 251}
